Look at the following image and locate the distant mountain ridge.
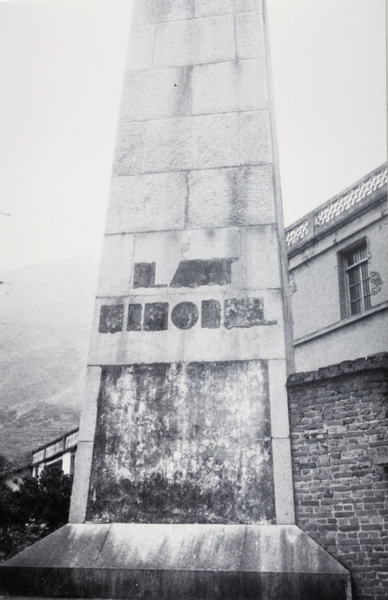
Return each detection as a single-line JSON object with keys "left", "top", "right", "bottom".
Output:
{"left": 0, "top": 256, "right": 98, "bottom": 463}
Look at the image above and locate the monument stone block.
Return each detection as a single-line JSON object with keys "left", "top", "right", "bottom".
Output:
{"left": 125, "top": 23, "right": 156, "bottom": 72}
{"left": 194, "top": 0, "right": 262, "bottom": 18}
{"left": 272, "top": 437, "right": 295, "bottom": 524}
{"left": 268, "top": 359, "right": 291, "bottom": 439}
{"left": 112, "top": 121, "right": 145, "bottom": 176}
{"left": 240, "top": 109, "right": 273, "bottom": 164}
{"left": 154, "top": 15, "right": 235, "bottom": 68}
{"left": 77, "top": 367, "right": 101, "bottom": 443}
{"left": 69, "top": 442, "right": 95, "bottom": 523}
{"left": 235, "top": 9, "right": 266, "bottom": 58}
{"left": 133, "top": 0, "right": 195, "bottom": 25}
{"left": 240, "top": 225, "right": 281, "bottom": 289}
{"left": 192, "top": 59, "right": 268, "bottom": 115}
{"left": 142, "top": 113, "right": 240, "bottom": 172}
{"left": 120, "top": 67, "right": 193, "bottom": 122}
{"left": 187, "top": 165, "right": 276, "bottom": 228}
{"left": 106, "top": 172, "right": 188, "bottom": 233}
{"left": 96, "top": 234, "right": 134, "bottom": 297}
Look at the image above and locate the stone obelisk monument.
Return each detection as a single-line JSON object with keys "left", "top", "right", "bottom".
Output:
{"left": 0, "top": 1, "right": 350, "bottom": 598}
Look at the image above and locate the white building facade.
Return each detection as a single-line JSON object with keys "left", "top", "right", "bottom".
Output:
{"left": 286, "top": 164, "right": 387, "bottom": 372}
{"left": 31, "top": 428, "right": 78, "bottom": 478}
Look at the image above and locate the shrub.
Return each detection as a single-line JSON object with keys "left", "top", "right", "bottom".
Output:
{"left": 0, "top": 463, "right": 72, "bottom": 561}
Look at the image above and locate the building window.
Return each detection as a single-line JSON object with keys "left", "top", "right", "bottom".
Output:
{"left": 343, "top": 243, "right": 371, "bottom": 316}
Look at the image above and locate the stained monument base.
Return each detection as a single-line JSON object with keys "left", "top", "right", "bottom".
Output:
{"left": 0, "top": 523, "right": 350, "bottom": 599}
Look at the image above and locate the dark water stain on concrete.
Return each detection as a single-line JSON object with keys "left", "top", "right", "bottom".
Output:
{"left": 87, "top": 360, "right": 275, "bottom": 524}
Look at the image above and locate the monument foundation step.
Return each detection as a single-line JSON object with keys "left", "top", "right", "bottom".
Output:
{"left": 0, "top": 523, "right": 351, "bottom": 599}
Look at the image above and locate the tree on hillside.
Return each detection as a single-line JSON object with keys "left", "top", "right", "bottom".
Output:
{"left": 0, "top": 454, "right": 12, "bottom": 481}
{"left": 0, "top": 463, "right": 72, "bottom": 561}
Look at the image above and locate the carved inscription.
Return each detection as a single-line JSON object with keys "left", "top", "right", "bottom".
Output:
{"left": 224, "top": 298, "right": 276, "bottom": 329}
{"left": 100, "top": 257, "right": 277, "bottom": 334}
{"left": 143, "top": 303, "right": 169, "bottom": 331}
{"left": 133, "top": 258, "right": 238, "bottom": 289}
{"left": 171, "top": 302, "right": 199, "bottom": 330}
{"left": 133, "top": 262, "right": 166, "bottom": 289}
{"left": 127, "top": 304, "right": 142, "bottom": 331}
{"left": 99, "top": 305, "right": 124, "bottom": 334}
{"left": 101, "top": 298, "right": 276, "bottom": 333}
{"left": 170, "top": 258, "right": 238, "bottom": 288}
{"left": 201, "top": 299, "right": 221, "bottom": 329}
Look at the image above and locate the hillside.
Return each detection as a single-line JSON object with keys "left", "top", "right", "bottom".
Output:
{"left": 0, "top": 256, "right": 98, "bottom": 464}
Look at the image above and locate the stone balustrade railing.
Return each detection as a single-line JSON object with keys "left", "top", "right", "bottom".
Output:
{"left": 285, "top": 164, "right": 387, "bottom": 251}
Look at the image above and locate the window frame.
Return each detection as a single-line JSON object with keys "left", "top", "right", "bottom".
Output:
{"left": 338, "top": 238, "right": 371, "bottom": 319}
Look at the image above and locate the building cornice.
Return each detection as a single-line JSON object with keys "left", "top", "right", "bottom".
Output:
{"left": 285, "top": 164, "right": 387, "bottom": 257}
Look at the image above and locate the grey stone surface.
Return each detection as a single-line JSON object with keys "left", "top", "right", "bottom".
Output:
{"left": 233, "top": 0, "right": 262, "bottom": 11}
{"left": 132, "top": 0, "right": 195, "bottom": 24}
{"left": 187, "top": 166, "right": 275, "bottom": 228}
{"left": 240, "top": 225, "right": 280, "bottom": 290}
{"left": 272, "top": 437, "right": 295, "bottom": 525}
{"left": 193, "top": 59, "right": 267, "bottom": 115}
{"left": 78, "top": 367, "right": 102, "bottom": 443}
{"left": 236, "top": 10, "right": 265, "bottom": 58}
{"left": 120, "top": 67, "right": 192, "bottom": 122}
{"left": 68, "top": 442, "right": 95, "bottom": 523}
{"left": 112, "top": 122, "right": 145, "bottom": 176}
{"left": 106, "top": 172, "right": 188, "bottom": 233}
{"left": 268, "top": 360, "right": 290, "bottom": 438}
{"left": 125, "top": 23, "right": 156, "bottom": 71}
{"left": 143, "top": 114, "right": 240, "bottom": 172}
{"left": 194, "top": 0, "right": 261, "bottom": 17}
{"left": 96, "top": 234, "right": 134, "bottom": 297}
{"left": 154, "top": 15, "right": 235, "bottom": 68}
{"left": 240, "top": 110, "right": 272, "bottom": 164}
{"left": 2, "top": 523, "right": 349, "bottom": 574}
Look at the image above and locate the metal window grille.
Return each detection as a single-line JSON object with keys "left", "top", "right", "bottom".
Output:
{"left": 344, "top": 245, "right": 371, "bottom": 316}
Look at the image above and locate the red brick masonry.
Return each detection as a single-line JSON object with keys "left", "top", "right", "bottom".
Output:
{"left": 288, "top": 353, "right": 388, "bottom": 600}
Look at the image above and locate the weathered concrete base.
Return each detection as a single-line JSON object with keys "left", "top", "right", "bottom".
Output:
{"left": 0, "top": 524, "right": 351, "bottom": 599}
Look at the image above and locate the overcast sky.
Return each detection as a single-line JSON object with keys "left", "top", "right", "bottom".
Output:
{"left": 0, "top": 0, "right": 386, "bottom": 272}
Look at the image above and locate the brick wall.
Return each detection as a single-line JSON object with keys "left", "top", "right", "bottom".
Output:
{"left": 288, "top": 353, "right": 388, "bottom": 600}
